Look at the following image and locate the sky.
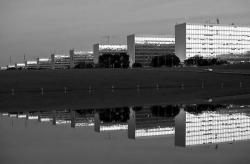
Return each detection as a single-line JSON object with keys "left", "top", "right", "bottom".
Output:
{"left": 0, "top": 0, "right": 250, "bottom": 66}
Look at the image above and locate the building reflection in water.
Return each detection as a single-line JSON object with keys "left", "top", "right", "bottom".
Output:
{"left": 71, "top": 109, "right": 95, "bottom": 128}
{"left": 26, "top": 111, "right": 39, "bottom": 120}
{"left": 51, "top": 110, "right": 71, "bottom": 125}
{"left": 94, "top": 107, "right": 129, "bottom": 132}
{"left": 175, "top": 104, "right": 250, "bottom": 147}
{"left": 2, "top": 104, "right": 250, "bottom": 147}
{"left": 128, "top": 105, "right": 178, "bottom": 139}
{"left": 38, "top": 111, "right": 54, "bottom": 122}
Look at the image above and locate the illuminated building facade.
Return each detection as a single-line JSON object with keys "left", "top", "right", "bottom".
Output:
{"left": 7, "top": 64, "right": 16, "bottom": 70}
{"left": 1, "top": 66, "right": 7, "bottom": 70}
{"left": 94, "top": 108, "right": 129, "bottom": 132}
{"left": 70, "top": 110, "right": 95, "bottom": 128}
{"left": 128, "top": 106, "right": 175, "bottom": 139}
{"left": 127, "top": 34, "right": 175, "bottom": 67}
{"left": 69, "top": 49, "right": 94, "bottom": 68}
{"left": 175, "top": 105, "right": 250, "bottom": 147}
{"left": 51, "top": 54, "right": 70, "bottom": 69}
{"left": 175, "top": 23, "right": 250, "bottom": 62}
{"left": 25, "top": 60, "right": 38, "bottom": 69}
{"left": 15, "top": 63, "right": 25, "bottom": 69}
{"left": 93, "top": 44, "right": 127, "bottom": 64}
{"left": 38, "top": 111, "right": 54, "bottom": 122}
{"left": 37, "top": 58, "right": 52, "bottom": 69}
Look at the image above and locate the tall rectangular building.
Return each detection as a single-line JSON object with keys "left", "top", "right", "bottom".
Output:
{"left": 93, "top": 44, "right": 127, "bottom": 64}
{"left": 127, "top": 34, "right": 175, "bottom": 67}
{"left": 175, "top": 23, "right": 250, "bottom": 62}
{"left": 69, "top": 49, "right": 94, "bottom": 68}
{"left": 175, "top": 106, "right": 250, "bottom": 147}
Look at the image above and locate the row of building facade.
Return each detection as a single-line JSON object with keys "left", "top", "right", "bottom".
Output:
{"left": 2, "top": 22, "right": 250, "bottom": 70}
{"left": 2, "top": 104, "right": 250, "bottom": 147}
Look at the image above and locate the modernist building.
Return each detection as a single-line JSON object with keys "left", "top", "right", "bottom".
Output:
{"left": 93, "top": 44, "right": 127, "bottom": 64}
{"left": 69, "top": 49, "right": 94, "bottom": 68}
{"left": 51, "top": 110, "right": 71, "bottom": 125}
{"left": 37, "top": 58, "right": 52, "bottom": 69}
{"left": 7, "top": 64, "right": 16, "bottom": 70}
{"left": 70, "top": 110, "right": 95, "bottom": 128}
{"left": 128, "top": 106, "right": 175, "bottom": 139}
{"left": 175, "top": 23, "right": 250, "bottom": 62}
{"left": 0, "top": 66, "right": 7, "bottom": 70}
{"left": 127, "top": 34, "right": 175, "bottom": 67}
{"left": 94, "top": 108, "right": 129, "bottom": 132}
{"left": 15, "top": 63, "right": 25, "bottom": 69}
{"left": 26, "top": 112, "right": 39, "bottom": 120}
{"left": 38, "top": 111, "right": 54, "bottom": 122}
{"left": 175, "top": 105, "right": 250, "bottom": 147}
{"left": 25, "top": 60, "right": 38, "bottom": 69}
{"left": 51, "top": 54, "right": 70, "bottom": 69}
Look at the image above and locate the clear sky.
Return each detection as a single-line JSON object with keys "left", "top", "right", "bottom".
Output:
{"left": 0, "top": 0, "right": 250, "bottom": 66}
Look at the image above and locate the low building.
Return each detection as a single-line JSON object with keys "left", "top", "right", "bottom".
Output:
{"left": 25, "top": 60, "right": 38, "bottom": 69}
{"left": 94, "top": 108, "right": 129, "bottom": 132}
{"left": 0, "top": 66, "right": 7, "bottom": 70}
{"left": 15, "top": 63, "right": 25, "bottom": 70}
{"left": 127, "top": 34, "right": 175, "bottom": 67}
{"left": 38, "top": 111, "right": 54, "bottom": 122}
{"left": 69, "top": 49, "right": 94, "bottom": 68}
{"left": 71, "top": 110, "right": 95, "bottom": 128}
{"left": 7, "top": 64, "right": 16, "bottom": 70}
{"left": 37, "top": 58, "right": 52, "bottom": 69}
{"left": 93, "top": 44, "right": 127, "bottom": 64}
{"left": 51, "top": 54, "right": 70, "bottom": 69}
{"left": 175, "top": 23, "right": 250, "bottom": 62}
{"left": 52, "top": 110, "right": 71, "bottom": 125}
{"left": 128, "top": 106, "right": 175, "bottom": 139}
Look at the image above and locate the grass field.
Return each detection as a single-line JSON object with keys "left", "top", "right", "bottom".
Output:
{"left": 1, "top": 68, "right": 250, "bottom": 111}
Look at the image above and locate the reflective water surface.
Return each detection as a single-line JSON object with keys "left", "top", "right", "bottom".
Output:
{"left": 1, "top": 104, "right": 250, "bottom": 164}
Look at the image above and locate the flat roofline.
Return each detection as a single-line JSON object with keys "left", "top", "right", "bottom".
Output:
{"left": 176, "top": 22, "right": 250, "bottom": 28}
{"left": 95, "top": 43, "right": 127, "bottom": 46}
{"left": 129, "top": 34, "right": 175, "bottom": 38}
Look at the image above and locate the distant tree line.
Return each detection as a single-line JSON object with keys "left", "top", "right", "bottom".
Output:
{"left": 150, "top": 54, "right": 180, "bottom": 67}
{"left": 98, "top": 108, "right": 130, "bottom": 123}
{"left": 98, "top": 53, "right": 130, "bottom": 68}
{"left": 184, "top": 55, "right": 228, "bottom": 66}
{"left": 74, "top": 62, "right": 94, "bottom": 69}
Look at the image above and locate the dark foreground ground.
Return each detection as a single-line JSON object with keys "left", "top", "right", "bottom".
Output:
{"left": 1, "top": 65, "right": 250, "bottom": 111}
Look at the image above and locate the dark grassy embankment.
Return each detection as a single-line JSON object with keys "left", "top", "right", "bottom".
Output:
{"left": 0, "top": 68, "right": 250, "bottom": 111}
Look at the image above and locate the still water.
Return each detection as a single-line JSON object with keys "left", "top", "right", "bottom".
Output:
{"left": 1, "top": 104, "right": 250, "bottom": 164}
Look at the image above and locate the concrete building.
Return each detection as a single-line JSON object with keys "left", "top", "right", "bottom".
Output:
{"left": 127, "top": 34, "right": 175, "bottom": 67}
{"left": 70, "top": 110, "right": 95, "bottom": 128}
{"left": 38, "top": 111, "right": 54, "bottom": 122}
{"left": 69, "top": 49, "right": 94, "bottom": 68}
{"left": 175, "top": 105, "right": 250, "bottom": 147}
{"left": 94, "top": 108, "right": 129, "bottom": 132}
{"left": 93, "top": 44, "right": 127, "bottom": 64}
{"left": 26, "top": 112, "right": 39, "bottom": 120}
{"left": 15, "top": 63, "right": 25, "bottom": 69}
{"left": 175, "top": 23, "right": 250, "bottom": 62}
{"left": 51, "top": 54, "right": 70, "bottom": 69}
{"left": 37, "top": 58, "right": 52, "bottom": 69}
{"left": 7, "top": 64, "right": 16, "bottom": 70}
{"left": 25, "top": 60, "right": 38, "bottom": 69}
{"left": 128, "top": 107, "right": 175, "bottom": 139}
{"left": 0, "top": 66, "right": 7, "bottom": 70}
{"left": 52, "top": 110, "right": 71, "bottom": 125}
